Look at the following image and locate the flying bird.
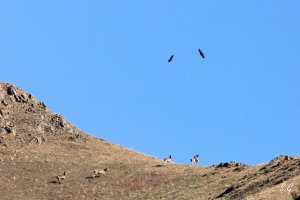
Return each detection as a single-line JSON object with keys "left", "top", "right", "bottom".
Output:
{"left": 168, "top": 55, "right": 174, "bottom": 62}
{"left": 198, "top": 49, "right": 205, "bottom": 58}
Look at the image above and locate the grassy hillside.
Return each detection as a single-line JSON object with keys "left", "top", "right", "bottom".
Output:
{"left": 0, "top": 81, "right": 299, "bottom": 200}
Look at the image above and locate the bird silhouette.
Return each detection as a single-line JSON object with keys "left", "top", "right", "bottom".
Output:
{"left": 168, "top": 55, "right": 174, "bottom": 62}
{"left": 198, "top": 49, "right": 205, "bottom": 58}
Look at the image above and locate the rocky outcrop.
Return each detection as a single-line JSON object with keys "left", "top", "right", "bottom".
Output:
{"left": 0, "top": 82, "right": 88, "bottom": 147}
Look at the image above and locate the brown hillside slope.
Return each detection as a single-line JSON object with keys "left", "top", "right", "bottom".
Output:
{"left": 0, "top": 81, "right": 299, "bottom": 200}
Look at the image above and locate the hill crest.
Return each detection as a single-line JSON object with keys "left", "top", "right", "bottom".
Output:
{"left": 0, "top": 81, "right": 299, "bottom": 200}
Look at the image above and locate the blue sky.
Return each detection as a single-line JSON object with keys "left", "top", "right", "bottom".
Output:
{"left": 1, "top": 1, "right": 299, "bottom": 165}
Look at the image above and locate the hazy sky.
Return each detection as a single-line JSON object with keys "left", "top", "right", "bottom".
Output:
{"left": 1, "top": 1, "right": 299, "bottom": 165}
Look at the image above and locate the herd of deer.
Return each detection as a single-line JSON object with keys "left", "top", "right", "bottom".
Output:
{"left": 55, "top": 168, "right": 110, "bottom": 184}
{"left": 163, "top": 154, "right": 199, "bottom": 165}
{"left": 54, "top": 155, "right": 199, "bottom": 184}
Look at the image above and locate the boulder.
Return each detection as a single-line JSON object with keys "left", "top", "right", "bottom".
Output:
{"left": 7, "top": 86, "right": 15, "bottom": 95}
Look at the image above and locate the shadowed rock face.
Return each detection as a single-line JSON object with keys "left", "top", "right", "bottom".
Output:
{"left": 0, "top": 81, "right": 300, "bottom": 200}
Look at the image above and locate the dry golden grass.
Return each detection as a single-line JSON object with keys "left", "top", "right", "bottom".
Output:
{"left": 1, "top": 81, "right": 300, "bottom": 200}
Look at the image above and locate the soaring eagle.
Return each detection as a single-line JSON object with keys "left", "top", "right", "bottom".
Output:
{"left": 198, "top": 49, "right": 205, "bottom": 58}
{"left": 168, "top": 55, "right": 174, "bottom": 62}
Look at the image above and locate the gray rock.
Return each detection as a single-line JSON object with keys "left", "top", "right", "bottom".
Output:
{"left": 30, "top": 136, "right": 45, "bottom": 145}
{"left": 0, "top": 137, "right": 7, "bottom": 147}
{"left": 4, "top": 126, "right": 16, "bottom": 135}
{"left": 0, "top": 93, "right": 4, "bottom": 101}
{"left": 14, "top": 94, "right": 28, "bottom": 103}
{"left": 67, "top": 134, "right": 82, "bottom": 142}
{"left": 39, "top": 102, "right": 46, "bottom": 109}
{"left": 0, "top": 128, "right": 5, "bottom": 135}
{"left": 36, "top": 137, "right": 45, "bottom": 144}
{"left": 2, "top": 100, "right": 8, "bottom": 106}
{"left": 7, "top": 86, "right": 15, "bottom": 95}
{"left": 215, "top": 161, "right": 246, "bottom": 168}
{"left": 51, "top": 114, "right": 65, "bottom": 128}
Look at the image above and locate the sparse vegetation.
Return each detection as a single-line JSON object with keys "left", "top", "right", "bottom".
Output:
{"left": 0, "top": 81, "right": 300, "bottom": 199}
